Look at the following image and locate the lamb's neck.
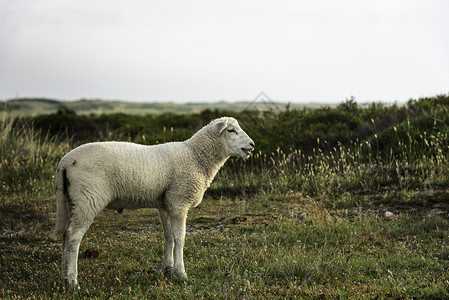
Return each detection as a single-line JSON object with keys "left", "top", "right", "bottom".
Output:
{"left": 185, "top": 133, "right": 229, "bottom": 180}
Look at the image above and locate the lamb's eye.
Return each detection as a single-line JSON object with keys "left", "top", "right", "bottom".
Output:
{"left": 228, "top": 129, "right": 237, "bottom": 134}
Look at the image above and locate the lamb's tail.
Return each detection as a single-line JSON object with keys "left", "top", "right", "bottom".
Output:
{"left": 54, "top": 166, "right": 71, "bottom": 237}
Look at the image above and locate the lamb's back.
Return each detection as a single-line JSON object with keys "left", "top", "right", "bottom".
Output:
{"left": 61, "top": 141, "right": 196, "bottom": 208}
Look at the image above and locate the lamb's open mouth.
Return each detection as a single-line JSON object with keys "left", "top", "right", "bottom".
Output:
{"left": 241, "top": 148, "right": 253, "bottom": 156}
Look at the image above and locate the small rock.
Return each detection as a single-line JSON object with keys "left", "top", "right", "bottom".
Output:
{"left": 384, "top": 211, "right": 394, "bottom": 218}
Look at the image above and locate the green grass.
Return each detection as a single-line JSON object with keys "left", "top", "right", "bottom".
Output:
{"left": 1, "top": 194, "right": 449, "bottom": 299}
{"left": 1, "top": 96, "right": 449, "bottom": 299}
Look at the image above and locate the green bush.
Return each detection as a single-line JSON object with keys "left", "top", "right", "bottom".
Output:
{"left": 3, "top": 94, "right": 449, "bottom": 198}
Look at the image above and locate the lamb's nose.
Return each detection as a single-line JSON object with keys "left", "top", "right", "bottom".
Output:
{"left": 250, "top": 142, "right": 255, "bottom": 149}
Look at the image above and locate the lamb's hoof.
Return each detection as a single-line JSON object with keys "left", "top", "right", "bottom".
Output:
{"left": 154, "top": 264, "right": 173, "bottom": 276}
{"left": 64, "top": 279, "right": 80, "bottom": 291}
{"left": 173, "top": 270, "right": 188, "bottom": 280}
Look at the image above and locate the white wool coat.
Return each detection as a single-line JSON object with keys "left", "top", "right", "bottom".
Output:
{"left": 55, "top": 121, "right": 229, "bottom": 235}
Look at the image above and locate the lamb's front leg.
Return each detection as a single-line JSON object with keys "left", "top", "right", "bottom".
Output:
{"left": 170, "top": 214, "right": 187, "bottom": 278}
{"left": 158, "top": 209, "right": 174, "bottom": 272}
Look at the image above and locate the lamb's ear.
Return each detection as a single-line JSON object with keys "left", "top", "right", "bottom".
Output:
{"left": 212, "top": 118, "right": 228, "bottom": 136}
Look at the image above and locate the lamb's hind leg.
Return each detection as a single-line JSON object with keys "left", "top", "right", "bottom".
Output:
{"left": 61, "top": 188, "right": 107, "bottom": 289}
{"left": 158, "top": 208, "right": 174, "bottom": 272}
{"left": 61, "top": 221, "right": 92, "bottom": 289}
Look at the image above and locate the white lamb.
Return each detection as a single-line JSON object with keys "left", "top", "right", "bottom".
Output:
{"left": 54, "top": 117, "right": 255, "bottom": 289}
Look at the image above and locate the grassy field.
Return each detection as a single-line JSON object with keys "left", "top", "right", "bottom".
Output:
{"left": 1, "top": 96, "right": 449, "bottom": 298}
{"left": 2, "top": 191, "right": 449, "bottom": 299}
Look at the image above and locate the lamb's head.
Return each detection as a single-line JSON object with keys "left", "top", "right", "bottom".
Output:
{"left": 211, "top": 117, "right": 255, "bottom": 159}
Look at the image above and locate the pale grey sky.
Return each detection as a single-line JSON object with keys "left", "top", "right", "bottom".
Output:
{"left": 1, "top": 0, "right": 448, "bottom": 103}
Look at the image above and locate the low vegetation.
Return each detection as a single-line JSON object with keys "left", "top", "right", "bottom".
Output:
{"left": 1, "top": 94, "right": 449, "bottom": 298}
{"left": 0, "top": 97, "right": 310, "bottom": 116}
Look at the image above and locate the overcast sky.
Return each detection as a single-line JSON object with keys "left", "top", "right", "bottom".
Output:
{"left": 1, "top": 0, "right": 448, "bottom": 103}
